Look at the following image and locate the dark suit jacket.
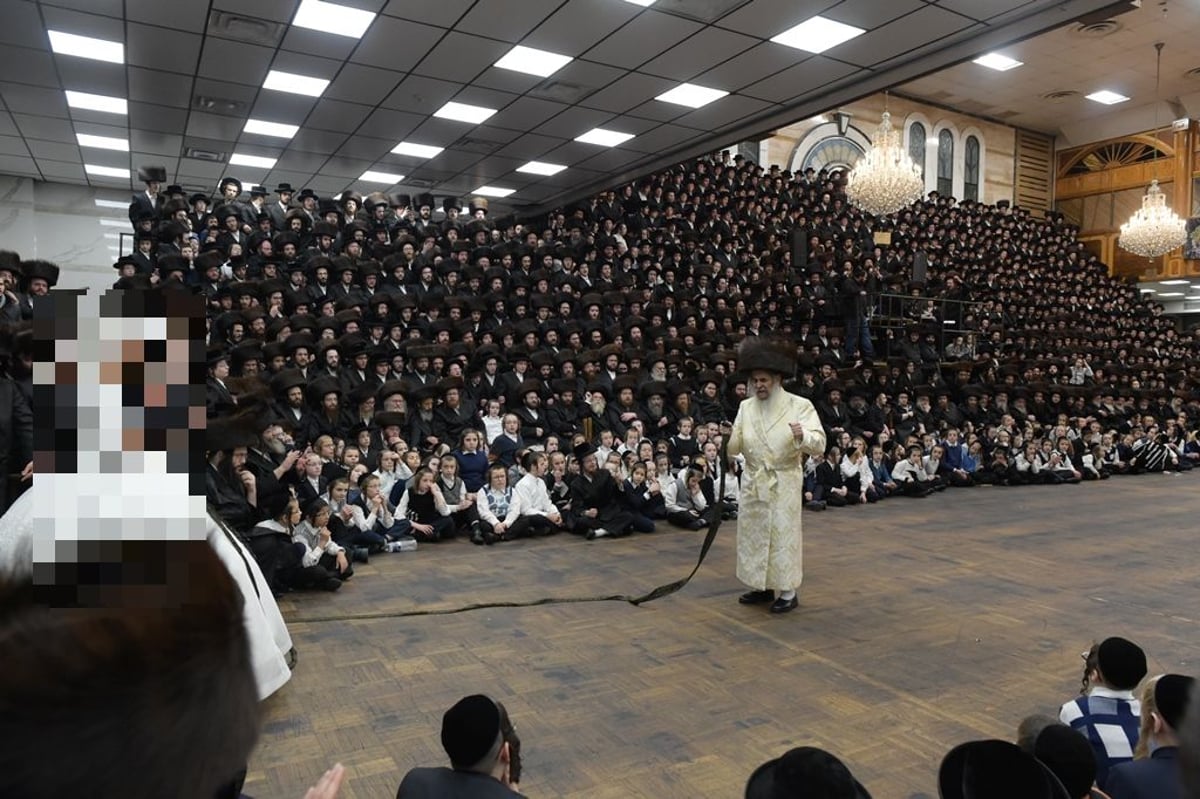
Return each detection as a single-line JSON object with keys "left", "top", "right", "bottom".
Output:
{"left": 0, "top": 377, "right": 32, "bottom": 514}
{"left": 396, "top": 767, "right": 523, "bottom": 799}
{"left": 1104, "top": 747, "right": 1179, "bottom": 799}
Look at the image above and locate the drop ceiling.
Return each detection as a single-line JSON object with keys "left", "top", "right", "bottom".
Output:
{"left": 0, "top": 0, "right": 1121, "bottom": 215}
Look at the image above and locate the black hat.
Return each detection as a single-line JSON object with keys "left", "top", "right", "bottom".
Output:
{"left": 373, "top": 411, "right": 406, "bottom": 430}
{"left": 442, "top": 196, "right": 462, "bottom": 212}
{"left": 745, "top": 747, "right": 871, "bottom": 799}
{"left": 275, "top": 183, "right": 294, "bottom": 194}
{"left": 441, "top": 695, "right": 502, "bottom": 768}
{"left": 573, "top": 441, "right": 598, "bottom": 462}
{"left": 1096, "top": 637, "right": 1147, "bottom": 690}
{"left": 249, "top": 184, "right": 267, "bottom": 198}
{"left": 137, "top": 165, "right": 167, "bottom": 183}
{"left": 416, "top": 192, "right": 435, "bottom": 210}
{"left": 1155, "top": 673, "right": 1196, "bottom": 730}
{"left": 189, "top": 192, "right": 210, "bottom": 206}
{"left": 218, "top": 177, "right": 243, "bottom": 195}
{"left": 298, "top": 188, "right": 318, "bottom": 202}
{"left": 206, "top": 418, "right": 256, "bottom": 452}
{"left": 1032, "top": 725, "right": 1096, "bottom": 799}
{"left": 938, "top": 740, "right": 1069, "bottom": 799}
{"left": 738, "top": 336, "right": 796, "bottom": 377}
{"left": 21, "top": 259, "right": 60, "bottom": 287}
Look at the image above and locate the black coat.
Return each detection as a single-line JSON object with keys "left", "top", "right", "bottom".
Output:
{"left": 0, "top": 377, "right": 32, "bottom": 514}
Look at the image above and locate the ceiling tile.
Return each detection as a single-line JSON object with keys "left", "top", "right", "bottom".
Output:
{"left": 503, "top": 133, "right": 566, "bottom": 160}
{"left": 0, "top": 47, "right": 59, "bottom": 89}
{"left": 576, "top": 147, "right": 643, "bottom": 173}
{"left": 524, "top": 0, "right": 641, "bottom": 56}
{"left": 198, "top": 38, "right": 274, "bottom": 87}
{"left": 305, "top": 98, "right": 372, "bottom": 133}
{"left": 279, "top": 26, "right": 360, "bottom": 62}
{"left": 320, "top": 155, "right": 375, "bottom": 178}
{"left": 251, "top": 92, "right": 319, "bottom": 123}
{"left": 176, "top": 158, "right": 227, "bottom": 181}
{"left": 210, "top": 0, "right": 297, "bottom": 21}
{"left": 358, "top": 108, "right": 425, "bottom": 140}
{"left": 410, "top": 32, "right": 511, "bottom": 83}
{"left": 541, "top": 139, "right": 611, "bottom": 166}
{"left": 274, "top": 151, "right": 329, "bottom": 171}
{"left": 36, "top": 159, "right": 88, "bottom": 181}
{"left": 471, "top": 67, "right": 545, "bottom": 96}
{"left": 584, "top": 10, "right": 704, "bottom": 70}
{"left": 694, "top": 41, "right": 808, "bottom": 93}
{"left": 455, "top": 0, "right": 566, "bottom": 45}
{"left": 639, "top": 26, "right": 758, "bottom": 81}
{"left": 381, "top": 75, "right": 460, "bottom": 112}
{"left": 190, "top": 78, "right": 259, "bottom": 114}
{"left": 334, "top": 136, "right": 394, "bottom": 161}
{"left": 126, "top": 24, "right": 202, "bottom": 73}
{"left": 833, "top": 6, "right": 976, "bottom": 68}
{"left": 39, "top": 6, "right": 125, "bottom": 42}
{"left": 674, "top": 92, "right": 773, "bottom": 130}
{"left": 351, "top": 16, "right": 444, "bottom": 72}
{"left": 740, "top": 57, "right": 860, "bottom": 103}
{"left": 268, "top": 50, "right": 344, "bottom": 81}
{"left": 0, "top": 154, "right": 40, "bottom": 177}
{"left": 44, "top": 0, "right": 124, "bottom": 16}
{"left": 537, "top": 60, "right": 627, "bottom": 103}
{"left": 186, "top": 111, "right": 244, "bottom": 141}
{"left": 128, "top": 68, "right": 195, "bottom": 109}
{"left": 619, "top": 123, "right": 703, "bottom": 154}
{"left": 487, "top": 97, "right": 570, "bottom": 133}
{"left": 826, "top": 0, "right": 925, "bottom": 30}
{"left": 71, "top": 120, "right": 130, "bottom": 139}
{"left": 131, "top": 130, "right": 184, "bottom": 157}
{"left": 715, "top": 0, "right": 838, "bottom": 39}
{"left": 306, "top": 174, "right": 351, "bottom": 193}
{"left": 288, "top": 128, "right": 348, "bottom": 154}
{"left": 938, "top": 0, "right": 1039, "bottom": 23}
{"left": 127, "top": 102, "right": 189, "bottom": 135}
{"left": 0, "top": 1, "right": 47, "bottom": 51}
{"left": 449, "top": 86, "right": 521, "bottom": 115}
{"left": 0, "top": 113, "right": 18, "bottom": 137}
{"left": 25, "top": 139, "right": 80, "bottom": 162}
{"left": 406, "top": 116, "right": 482, "bottom": 144}
{"left": 579, "top": 72, "right": 676, "bottom": 114}
{"left": 464, "top": 125, "right": 522, "bottom": 145}
{"left": 124, "top": 0, "right": 210, "bottom": 31}
{"left": 379, "top": 0, "right": 472, "bottom": 28}
{"left": 11, "top": 114, "right": 75, "bottom": 143}
{"left": 55, "top": 60, "right": 127, "bottom": 98}
{"left": 425, "top": 149, "right": 484, "bottom": 171}
{"left": 326, "top": 64, "right": 405, "bottom": 107}
{"left": 0, "top": 135, "right": 32, "bottom": 157}
{"left": 532, "top": 106, "right": 614, "bottom": 139}
{"left": 0, "top": 83, "right": 70, "bottom": 118}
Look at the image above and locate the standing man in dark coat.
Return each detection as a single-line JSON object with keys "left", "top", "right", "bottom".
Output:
{"left": 128, "top": 165, "right": 166, "bottom": 229}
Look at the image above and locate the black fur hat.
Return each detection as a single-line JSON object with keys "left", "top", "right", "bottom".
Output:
{"left": 737, "top": 336, "right": 797, "bottom": 377}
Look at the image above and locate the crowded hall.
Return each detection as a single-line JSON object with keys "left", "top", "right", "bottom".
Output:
{"left": 1, "top": 0, "right": 1199, "bottom": 796}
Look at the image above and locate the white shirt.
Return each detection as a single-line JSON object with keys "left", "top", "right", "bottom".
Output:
{"left": 513, "top": 473, "right": 557, "bottom": 516}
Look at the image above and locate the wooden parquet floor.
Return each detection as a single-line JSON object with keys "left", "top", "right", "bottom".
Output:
{"left": 248, "top": 476, "right": 1200, "bottom": 799}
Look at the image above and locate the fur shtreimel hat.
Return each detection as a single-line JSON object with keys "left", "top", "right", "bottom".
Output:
{"left": 737, "top": 336, "right": 797, "bottom": 377}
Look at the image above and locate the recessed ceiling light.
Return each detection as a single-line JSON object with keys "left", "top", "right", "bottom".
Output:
{"left": 94, "top": 198, "right": 129, "bottom": 209}
{"left": 85, "top": 165, "right": 130, "bottom": 179}
{"left": 517, "top": 161, "right": 567, "bottom": 176}
{"left": 360, "top": 170, "right": 404, "bottom": 184}
{"left": 76, "top": 133, "right": 129, "bottom": 151}
{"left": 65, "top": 90, "right": 127, "bottom": 115}
{"left": 1139, "top": 288, "right": 1156, "bottom": 293}
{"left": 770, "top": 15, "right": 865, "bottom": 54}
{"left": 391, "top": 141, "right": 444, "bottom": 159}
{"left": 474, "top": 185, "right": 515, "bottom": 198}
{"left": 263, "top": 70, "right": 330, "bottom": 98}
{"left": 48, "top": 30, "right": 124, "bottom": 64}
{"left": 98, "top": 218, "right": 130, "bottom": 226}
{"left": 1156, "top": 292, "right": 1184, "bottom": 297}
{"left": 433, "top": 101, "right": 498, "bottom": 124}
{"left": 1086, "top": 90, "right": 1129, "bottom": 105}
{"left": 292, "top": 0, "right": 376, "bottom": 39}
{"left": 623, "top": 0, "right": 656, "bottom": 5}
{"left": 973, "top": 53, "right": 1023, "bottom": 72}
{"left": 244, "top": 119, "right": 300, "bottom": 139}
{"left": 655, "top": 83, "right": 729, "bottom": 109}
{"left": 575, "top": 127, "right": 635, "bottom": 147}
{"left": 494, "top": 45, "right": 573, "bottom": 78}
{"left": 1159, "top": 279, "right": 1189, "bottom": 285}
{"left": 229, "top": 153, "right": 277, "bottom": 169}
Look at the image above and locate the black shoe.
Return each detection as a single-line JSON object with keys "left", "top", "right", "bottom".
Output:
{"left": 739, "top": 589, "right": 774, "bottom": 605}
{"left": 351, "top": 547, "right": 370, "bottom": 564}
{"left": 471, "top": 529, "right": 486, "bottom": 545}
{"left": 770, "top": 595, "right": 799, "bottom": 614}
{"left": 285, "top": 647, "right": 298, "bottom": 670}
{"left": 323, "top": 577, "right": 343, "bottom": 592}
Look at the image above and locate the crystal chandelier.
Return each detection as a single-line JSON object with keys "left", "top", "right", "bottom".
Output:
{"left": 1118, "top": 179, "right": 1187, "bottom": 257}
{"left": 1118, "top": 42, "right": 1187, "bottom": 258}
{"left": 845, "top": 110, "right": 925, "bottom": 217}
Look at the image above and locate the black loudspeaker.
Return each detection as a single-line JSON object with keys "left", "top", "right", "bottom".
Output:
{"left": 911, "top": 251, "right": 928, "bottom": 286}
{"left": 791, "top": 229, "right": 808, "bottom": 268}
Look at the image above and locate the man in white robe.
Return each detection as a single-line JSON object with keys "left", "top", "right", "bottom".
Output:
{"left": 726, "top": 338, "right": 826, "bottom": 613}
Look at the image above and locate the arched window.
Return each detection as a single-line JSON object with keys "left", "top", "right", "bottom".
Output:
{"left": 964, "top": 135, "right": 980, "bottom": 202}
{"left": 937, "top": 129, "right": 954, "bottom": 196}
{"left": 908, "top": 122, "right": 926, "bottom": 182}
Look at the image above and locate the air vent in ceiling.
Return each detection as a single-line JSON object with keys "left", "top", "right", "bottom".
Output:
{"left": 1041, "top": 90, "right": 1081, "bottom": 101}
{"left": 453, "top": 137, "right": 500, "bottom": 154}
{"left": 1185, "top": 67, "right": 1200, "bottom": 79}
{"left": 653, "top": 0, "right": 747, "bottom": 23}
{"left": 1070, "top": 19, "right": 1122, "bottom": 38}
{"left": 529, "top": 79, "right": 594, "bottom": 104}
{"left": 207, "top": 10, "right": 287, "bottom": 47}
{"left": 183, "top": 146, "right": 227, "bottom": 162}
{"left": 193, "top": 95, "right": 246, "bottom": 115}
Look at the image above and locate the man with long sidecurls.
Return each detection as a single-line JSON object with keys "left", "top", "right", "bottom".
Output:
{"left": 727, "top": 337, "right": 826, "bottom": 614}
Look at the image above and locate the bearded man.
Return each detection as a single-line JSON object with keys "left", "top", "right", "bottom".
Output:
{"left": 726, "top": 337, "right": 826, "bottom": 614}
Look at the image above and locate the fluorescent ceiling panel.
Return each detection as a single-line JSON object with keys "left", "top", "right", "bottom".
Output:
{"left": 516, "top": 161, "right": 567, "bottom": 176}
{"left": 263, "top": 70, "right": 330, "bottom": 97}
{"left": 65, "top": 90, "right": 127, "bottom": 115}
{"left": 360, "top": 170, "right": 404, "bottom": 184}
{"left": 623, "top": 0, "right": 656, "bottom": 5}
{"left": 48, "top": 30, "right": 124, "bottom": 64}
{"left": 391, "top": 141, "right": 444, "bottom": 159}
{"left": 1156, "top": 292, "right": 1184, "bottom": 297}
{"left": 85, "top": 165, "right": 131, "bottom": 178}
{"left": 1160, "top": 279, "right": 1190, "bottom": 285}
{"left": 494, "top": 45, "right": 573, "bottom": 78}
{"left": 770, "top": 16, "right": 865, "bottom": 54}
{"left": 575, "top": 127, "right": 634, "bottom": 147}
{"left": 229, "top": 153, "right": 278, "bottom": 168}
{"left": 655, "top": 83, "right": 729, "bottom": 109}
{"left": 433, "top": 101, "right": 498, "bottom": 124}
{"left": 244, "top": 119, "right": 300, "bottom": 139}
{"left": 292, "top": 0, "right": 376, "bottom": 39}
{"left": 1086, "top": 90, "right": 1128, "bottom": 105}
{"left": 76, "top": 133, "right": 129, "bottom": 151}
{"left": 973, "top": 53, "right": 1022, "bottom": 71}
{"left": 94, "top": 198, "right": 129, "bottom": 209}
{"left": 474, "top": 185, "right": 515, "bottom": 198}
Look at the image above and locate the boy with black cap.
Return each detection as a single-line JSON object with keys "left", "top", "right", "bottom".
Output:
{"left": 1060, "top": 637, "right": 1149, "bottom": 786}
{"left": 396, "top": 694, "right": 523, "bottom": 798}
